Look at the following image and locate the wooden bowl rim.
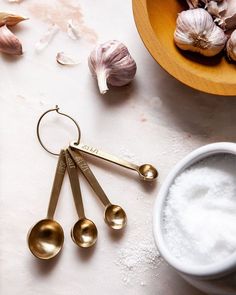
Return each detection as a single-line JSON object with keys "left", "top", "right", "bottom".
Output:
{"left": 132, "top": 0, "right": 236, "bottom": 96}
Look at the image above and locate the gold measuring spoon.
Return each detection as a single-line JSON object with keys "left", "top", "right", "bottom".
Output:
{"left": 68, "top": 148, "right": 127, "bottom": 230}
{"left": 27, "top": 150, "right": 66, "bottom": 260}
{"left": 65, "top": 150, "right": 98, "bottom": 248}
{"left": 70, "top": 142, "right": 158, "bottom": 181}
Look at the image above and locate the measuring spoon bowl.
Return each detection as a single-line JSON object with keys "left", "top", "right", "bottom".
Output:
{"left": 28, "top": 219, "right": 64, "bottom": 260}
{"left": 104, "top": 204, "right": 127, "bottom": 230}
{"left": 139, "top": 164, "right": 158, "bottom": 181}
{"left": 71, "top": 218, "right": 98, "bottom": 248}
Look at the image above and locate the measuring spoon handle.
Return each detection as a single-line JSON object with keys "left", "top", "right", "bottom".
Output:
{"left": 65, "top": 150, "right": 85, "bottom": 219}
{"left": 47, "top": 150, "right": 67, "bottom": 219}
{"left": 68, "top": 148, "right": 111, "bottom": 207}
{"left": 70, "top": 142, "right": 139, "bottom": 172}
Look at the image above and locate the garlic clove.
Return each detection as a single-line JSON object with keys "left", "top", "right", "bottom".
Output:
{"left": 88, "top": 40, "right": 137, "bottom": 94}
{"left": 174, "top": 8, "right": 227, "bottom": 56}
{"left": 0, "top": 25, "right": 22, "bottom": 55}
{"left": 226, "top": 29, "right": 236, "bottom": 61}
{"left": 0, "top": 12, "right": 28, "bottom": 27}
{"left": 56, "top": 51, "right": 80, "bottom": 65}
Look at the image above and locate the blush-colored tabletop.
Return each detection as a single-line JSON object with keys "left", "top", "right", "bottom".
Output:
{"left": 0, "top": 1, "right": 235, "bottom": 295}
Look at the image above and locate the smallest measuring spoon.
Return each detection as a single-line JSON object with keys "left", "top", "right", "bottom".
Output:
{"left": 70, "top": 142, "right": 158, "bottom": 181}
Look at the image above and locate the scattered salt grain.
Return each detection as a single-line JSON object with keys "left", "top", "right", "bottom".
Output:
{"left": 116, "top": 235, "right": 162, "bottom": 285}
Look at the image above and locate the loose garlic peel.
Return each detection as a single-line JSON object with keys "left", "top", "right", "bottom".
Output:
{"left": 56, "top": 52, "right": 80, "bottom": 65}
{"left": 174, "top": 8, "right": 227, "bottom": 56}
{"left": 88, "top": 40, "right": 137, "bottom": 94}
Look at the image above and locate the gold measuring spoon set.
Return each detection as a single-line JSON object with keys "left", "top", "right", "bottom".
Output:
{"left": 27, "top": 106, "right": 158, "bottom": 260}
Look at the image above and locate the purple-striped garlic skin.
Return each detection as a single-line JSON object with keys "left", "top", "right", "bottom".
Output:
{"left": 88, "top": 40, "right": 137, "bottom": 94}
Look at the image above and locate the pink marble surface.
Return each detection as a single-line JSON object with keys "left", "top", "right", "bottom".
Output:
{"left": 0, "top": 1, "right": 236, "bottom": 294}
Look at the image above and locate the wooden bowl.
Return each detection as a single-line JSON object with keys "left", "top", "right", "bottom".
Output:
{"left": 132, "top": 0, "right": 236, "bottom": 96}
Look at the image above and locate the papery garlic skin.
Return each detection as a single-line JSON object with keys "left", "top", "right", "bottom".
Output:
{"left": 0, "top": 25, "right": 22, "bottom": 55}
{"left": 35, "top": 24, "right": 59, "bottom": 53}
{"left": 88, "top": 40, "right": 137, "bottom": 94}
{"left": 174, "top": 8, "right": 227, "bottom": 56}
{"left": 226, "top": 29, "right": 236, "bottom": 61}
{"left": 0, "top": 12, "right": 28, "bottom": 27}
{"left": 56, "top": 51, "right": 80, "bottom": 65}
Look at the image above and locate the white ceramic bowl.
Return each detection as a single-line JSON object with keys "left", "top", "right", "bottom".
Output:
{"left": 153, "top": 142, "right": 236, "bottom": 295}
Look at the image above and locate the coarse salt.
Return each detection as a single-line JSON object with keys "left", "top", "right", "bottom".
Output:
{"left": 163, "top": 154, "right": 236, "bottom": 266}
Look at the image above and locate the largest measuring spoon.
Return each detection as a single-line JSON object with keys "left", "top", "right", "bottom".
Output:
{"left": 70, "top": 142, "right": 158, "bottom": 181}
{"left": 68, "top": 148, "right": 127, "bottom": 230}
{"left": 27, "top": 150, "right": 66, "bottom": 260}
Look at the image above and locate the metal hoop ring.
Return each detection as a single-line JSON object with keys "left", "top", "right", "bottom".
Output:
{"left": 37, "top": 105, "right": 81, "bottom": 156}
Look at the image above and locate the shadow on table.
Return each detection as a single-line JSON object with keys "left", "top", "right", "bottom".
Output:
{"left": 153, "top": 262, "right": 207, "bottom": 295}
{"left": 79, "top": 152, "right": 158, "bottom": 193}
{"left": 28, "top": 250, "right": 63, "bottom": 276}
{"left": 90, "top": 77, "right": 137, "bottom": 106}
{"left": 145, "top": 60, "right": 236, "bottom": 143}
{"left": 75, "top": 243, "right": 97, "bottom": 262}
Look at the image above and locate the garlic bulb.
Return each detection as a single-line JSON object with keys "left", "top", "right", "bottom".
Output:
{"left": 186, "top": 0, "right": 201, "bottom": 8}
{"left": 206, "top": 0, "right": 227, "bottom": 17}
{"left": 186, "top": 0, "right": 223, "bottom": 9}
{"left": 88, "top": 40, "right": 137, "bottom": 94}
{"left": 174, "top": 8, "right": 227, "bottom": 56}
{"left": 0, "top": 25, "right": 22, "bottom": 55}
{"left": 226, "top": 29, "right": 236, "bottom": 61}
{"left": 215, "top": 0, "right": 236, "bottom": 30}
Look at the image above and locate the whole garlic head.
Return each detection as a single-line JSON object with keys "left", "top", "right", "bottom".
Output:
{"left": 88, "top": 40, "right": 137, "bottom": 94}
{"left": 186, "top": 0, "right": 200, "bottom": 8}
{"left": 174, "top": 8, "right": 227, "bottom": 56}
{"left": 216, "top": 0, "right": 236, "bottom": 31}
{"left": 206, "top": 0, "right": 228, "bottom": 17}
{"left": 226, "top": 29, "right": 236, "bottom": 61}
